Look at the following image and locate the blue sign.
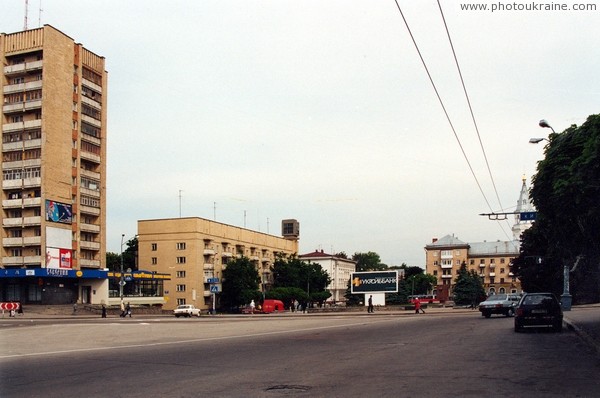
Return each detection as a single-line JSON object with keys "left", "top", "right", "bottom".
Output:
{"left": 520, "top": 211, "right": 537, "bottom": 221}
{"left": 207, "top": 277, "right": 219, "bottom": 284}
{"left": 210, "top": 285, "right": 220, "bottom": 293}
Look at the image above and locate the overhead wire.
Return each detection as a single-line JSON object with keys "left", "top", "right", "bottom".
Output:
{"left": 391, "top": 0, "right": 495, "bottom": 214}
{"left": 435, "top": 0, "right": 515, "bottom": 243}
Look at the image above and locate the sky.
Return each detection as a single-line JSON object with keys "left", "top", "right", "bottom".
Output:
{"left": 2, "top": 1, "right": 599, "bottom": 267}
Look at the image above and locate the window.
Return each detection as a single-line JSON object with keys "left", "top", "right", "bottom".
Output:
{"left": 151, "top": 243, "right": 157, "bottom": 251}
{"left": 176, "top": 298, "right": 186, "bottom": 306}
{"left": 176, "top": 284, "right": 186, "bottom": 292}
{"left": 479, "top": 259, "right": 485, "bottom": 264}
{"left": 500, "top": 258, "right": 506, "bottom": 264}
{"left": 176, "top": 242, "right": 186, "bottom": 250}
{"left": 490, "top": 259, "right": 495, "bottom": 264}
{"left": 470, "top": 259, "right": 475, "bottom": 265}
{"left": 11, "top": 249, "right": 22, "bottom": 256}
{"left": 176, "top": 271, "right": 186, "bottom": 278}
{"left": 433, "top": 270, "right": 438, "bottom": 276}
{"left": 151, "top": 257, "right": 157, "bottom": 265}
{"left": 500, "top": 268, "right": 505, "bottom": 274}
{"left": 176, "top": 257, "right": 186, "bottom": 264}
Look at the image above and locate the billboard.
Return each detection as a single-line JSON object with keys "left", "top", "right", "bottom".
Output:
{"left": 351, "top": 271, "right": 399, "bottom": 294}
{"left": 45, "top": 200, "right": 73, "bottom": 224}
{"left": 45, "top": 248, "right": 72, "bottom": 269}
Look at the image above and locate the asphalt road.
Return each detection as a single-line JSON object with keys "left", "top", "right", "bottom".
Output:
{"left": 1, "top": 312, "right": 599, "bottom": 397}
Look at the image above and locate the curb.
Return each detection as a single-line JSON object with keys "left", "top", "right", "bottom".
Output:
{"left": 564, "top": 318, "right": 600, "bottom": 356}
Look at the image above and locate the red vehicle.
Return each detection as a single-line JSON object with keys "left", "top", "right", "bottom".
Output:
{"left": 262, "top": 299, "right": 285, "bottom": 313}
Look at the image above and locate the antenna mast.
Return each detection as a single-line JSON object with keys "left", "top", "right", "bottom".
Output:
{"left": 24, "top": 0, "right": 29, "bottom": 30}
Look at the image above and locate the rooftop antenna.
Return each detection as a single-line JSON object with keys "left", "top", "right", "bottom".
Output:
{"left": 178, "top": 190, "right": 183, "bottom": 218}
{"left": 24, "top": 0, "right": 29, "bottom": 30}
{"left": 38, "top": 0, "right": 43, "bottom": 27}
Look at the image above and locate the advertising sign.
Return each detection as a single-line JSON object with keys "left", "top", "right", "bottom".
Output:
{"left": 351, "top": 271, "right": 398, "bottom": 294}
{"left": 45, "top": 200, "right": 73, "bottom": 224}
{"left": 45, "top": 248, "right": 72, "bottom": 269}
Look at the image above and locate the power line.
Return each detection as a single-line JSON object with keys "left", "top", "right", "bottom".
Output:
{"left": 392, "top": 0, "right": 494, "bottom": 213}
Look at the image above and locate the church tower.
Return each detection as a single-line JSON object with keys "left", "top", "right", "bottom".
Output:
{"left": 512, "top": 175, "right": 535, "bottom": 240}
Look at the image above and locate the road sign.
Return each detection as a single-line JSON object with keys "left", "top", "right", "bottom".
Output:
{"left": 207, "top": 277, "right": 219, "bottom": 284}
{"left": 350, "top": 271, "right": 398, "bottom": 294}
{"left": 520, "top": 211, "right": 537, "bottom": 221}
{"left": 119, "top": 280, "right": 126, "bottom": 286}
{"left": 0, "top": 302, "right": 20, "bottom": 311}
{"left": 210, "top": 284, "right": 221, "bottom": 293}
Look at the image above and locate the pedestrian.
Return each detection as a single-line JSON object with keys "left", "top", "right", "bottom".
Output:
{"left": 73, "top": 303, "right": 77, "bottom": 315}
{"left": 414, "top": 298, "right": 425, "bottom": 314}
{"left": 368, "top": 295, "right": 374, "bottom": 313}
{"left": 126, "top": 302, "right": 132, "bottom": 317}
{"left": 120, "top": 300, "right": 125, "bottom": 317}
{"left": 249, "top": 299, "right": 255, "bottom": 314}
{"left": 17, "top": 302, "right": 23, "bottom": 316}
{"left": 101, "top": 304, "right": 107, "bottom": 318}
{"left": 290, "top": 299, "right": 295, "bottom": 312}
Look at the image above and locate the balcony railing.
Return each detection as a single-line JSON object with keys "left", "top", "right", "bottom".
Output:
{"left": 3, "top": 60, "right": 43, "bottom": 75}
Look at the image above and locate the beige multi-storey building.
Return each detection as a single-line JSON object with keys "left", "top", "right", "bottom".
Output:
{"left": 1, "top": 26, "right": 107, "bottom": 305}
{"left": 137, "top": 217, "right": 300, "bottom": 311}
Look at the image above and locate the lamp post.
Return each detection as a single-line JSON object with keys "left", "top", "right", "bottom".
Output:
{"left": 532, "top": 119, "right": 571, "bottom": 311}
{"left": 119, "top": 234, "right": 125, "bottom": 303}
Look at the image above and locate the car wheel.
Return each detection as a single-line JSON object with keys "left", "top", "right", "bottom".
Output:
{"left": 514, "top": 323, "right": 522, "bottom": 333}
{"left": 507, "top": 308, "right": 515, "bottom": 317}
{"left": 484, "top": 312, "right": 491, "bottom": 318}
{"left": 553, "top": 321, "right": 563, "bottom": 333}
{"left": 175, "top": 314, "right": 180, "bottom": 318}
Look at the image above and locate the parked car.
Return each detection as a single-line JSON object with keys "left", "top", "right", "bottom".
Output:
{"left": 514, "top": 292, "right": 563, "bottom": 332}
{"left": 478, "top": 293, "right": 521, "bottom": 318}
{"left": 173, "top": 304, "right": 201, "bottom": 317}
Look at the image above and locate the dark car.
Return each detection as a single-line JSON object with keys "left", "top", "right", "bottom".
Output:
{"left": 514, "top": 293, "right": 563, "bottom": 332}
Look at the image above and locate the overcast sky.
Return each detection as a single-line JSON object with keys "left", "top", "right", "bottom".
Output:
{"left": 2, "top": 1, "right": 599, "bottom": 266}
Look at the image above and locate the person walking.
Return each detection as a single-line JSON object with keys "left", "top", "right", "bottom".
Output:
{"left": 125, "top": 302, "right": 132, "bottom": 317}
{"left": 120, "top": 300, "right": 126, "bottom": 317}
{"left": 368, "top": 295, "right": 374, "bottom": 313}
{"left": 101, "top": 304, "right": 107, "bottom": 318}
{"left": 414, "top": 298, "right": 425, "bottom": 314}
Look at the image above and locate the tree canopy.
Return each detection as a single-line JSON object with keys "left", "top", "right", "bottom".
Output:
{"left": 453, "top": 262, "right": 486, "bottom": 306}
{"left": 270, "top": 254, "right": 331, "bottom": 305}
{"left": 352, "top": 251, "right": 388, "bottom": 271}
{"left": 220, "top": 257, "right": 261, "bottom": 309}
{"left": 513, "top": 113, "right": 600, "bottom": 303}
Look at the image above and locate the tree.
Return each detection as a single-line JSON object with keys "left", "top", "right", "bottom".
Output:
{"left": 344, "top": 279, "right": 362, "bottom": 306}
{"left": 105, "top": 252, "right": 120, "bottom": 272}
{"left": 271, "top": 254, "right": 331, "bottom": 305}
{"left": 220, "top": 257, "right": 261, "bottom": 310}
{"left": 514, "top": 113, "right": 600, "bottom": 303}
{"left": 453, "top": 262, "right": 485, "bottom": 306}
{"left": 352, "top": 252, "right": 388, "bottom": 272}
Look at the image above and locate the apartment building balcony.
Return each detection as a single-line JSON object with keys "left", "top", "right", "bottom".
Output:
{"left": 2, "top": 197, "right": 42, "bottom": 208}
{"left": 440, "top": 263, "right": 453, "bottom": 269}
{"left": 81, "top": 94, "right": 102, "bottom": 108}
{"left": 80, "top": 168, "right": 101, "bottom": 180}
{"left": 3, "top": 80, "right": 43, "bottom": 95}
{"left": 441, "top": 274, "right": 453, "bottom": 279}
{"left": 203, "top": 263, "right": 214, "bottom": 270}
{"left": 3, "top": 99, "right": 42, "bottom": 114}
{"left": 80, "top": 258, "right": 101, "bottom": 268}
{"left": 3, "top": 237, "right": 23, "bottom": 246}
{"left": 81, "top": 133, "right": 101, "bottom": 146}
{"left": 2, "top": 119, "right": 42, "bottom": 133}
{"left": 479, "top": 263, "right": 486, "bottom": 268}
{"left": 80, "top": 151, "right": 101, "bottom": 164}
{"left": 80, "top": 222, "right": 100, "bottom": 233}
{"left": 2, "top": 236, "right": 41, "bottom": 247}
{"left": 203, "top": 248, "right": 215, "bottom": 256}
{"left": 2, "top": 177, "right": 41, "bottom": 190}
{"left": 24, "top": 255, "right": 42, "bottom": 265}
{"left": 24, "top": 236, "right": 42, "bottom": 245}
{"left": 489, "top": 272, "right": 496, "bottom": 277}
{"left": 81, "top": 114, "right": 101, "bottom": 128}
{"left": 2, "top": 216, "right": 41, "bottom": 227}
{"left": 82, "top": 78, "right": 102, "bottom": 93}
{"left": 2, "top": 257, "right": 24, "bottom": 266}
{"left": 80, "top": 240, "right": 100, "bottom": 250}
{"left": 221, "top": 251, "right": 233, "bottom": 258}
{"left": 2, "top": 159, "right": 42, "bottom": 170}
{"left": 2, "top": 138, "right": 42, "bottom": 152}
{"left": 203, "top": 290, "right": 211, "bottom": 297}
{"left": 3, "top": 60, "right": 43, "bottom": 75}
{"left": 81, "top": 187, "right": 100, "bottom": 198}
{"left": 80, "top": 205, "right": 100, "bottom": 216}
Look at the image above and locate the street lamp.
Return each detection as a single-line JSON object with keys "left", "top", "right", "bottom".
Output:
{"left": 534, "top": 119, "right": 571, "bottom": 311}
{"left": 119, "top": 234, "right": 125, "bottom": 302}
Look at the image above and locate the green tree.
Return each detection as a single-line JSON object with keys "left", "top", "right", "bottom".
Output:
{"left": 344, "top": 279, "right": 362, "bottom": 306}
{"left": 352, "top": 252, "right": 388, "bottom": 271}
{"left": 220, "top": 257, "right": 261, "bottom": 310}
{"left": 453, "top": 262, "right": 485, "bottom": 306}
{"left": 105, "top": 252, "right": 120, "bottom": 272}
{"left": 514, "top": 113, "right": 600, "bottom": 302}
{"left": 271, "top": 254, "right": 331, "bottom": 304}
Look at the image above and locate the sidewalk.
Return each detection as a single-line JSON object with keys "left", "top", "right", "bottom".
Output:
{"left": 563, "top": 304, "right": 600, "bottom": 355}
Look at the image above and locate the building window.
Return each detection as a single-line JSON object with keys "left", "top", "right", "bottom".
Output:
{"left": 470, "top": 259, "right": 475, "bottom": 265}
{"left": 176, "top": 298, "right": 186, "bottom": 306}
{"left": 176, "top": 242, "right": 186, "bottom": 250}
{"left": 480, "top": 259, "right": 485, "bottom": 264}
{"left": 500, "top": 258, "right": 506, "bottom": 264}
{"left": 176, "top": 257, "right": 186, "bottom": 264}
{"left": 433, "top": 270, "right": 438, "bottom": 276}
{"left": 176, "top": 284, "right": 186, "bottom": 292}
{"left": 176, "top": 271, "right": 186, "bottom": 278}
{"left": 500, "top": 268, "right": 505, "bottom": 274}
{"left": 151, "top": 257, "right": 157, "bottom": 265}
{"left": 151, "top": 243, "right": 157, "bottom": 251}
{"left": 490, "top": 259, "right": 495, "bottom": 264}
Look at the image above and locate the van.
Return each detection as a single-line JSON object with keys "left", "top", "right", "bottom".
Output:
{"left": 262, "top": 299, "right": 285, "bottom": 313}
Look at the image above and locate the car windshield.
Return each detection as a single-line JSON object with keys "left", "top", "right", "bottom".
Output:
{"left": 522, "top": 295, "right": 553, "bottom": 305}
{"left": 486, "top": 294, "right": 507, "bottom": 301}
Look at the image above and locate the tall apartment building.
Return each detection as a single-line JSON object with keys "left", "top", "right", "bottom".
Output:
{"left": 138, "top": 217, "right": 300, "bottom": 311}
{"left": 1, "top": 26, "right": 107, "bottom": 305}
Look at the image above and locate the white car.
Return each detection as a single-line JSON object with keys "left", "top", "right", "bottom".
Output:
{"left": 173, "top": 304, "right": 201, "bottom": 317}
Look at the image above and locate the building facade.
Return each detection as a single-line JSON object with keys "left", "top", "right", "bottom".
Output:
{"left": 137, "top": 217, "right": 300, "bottom": 311}
{"left": 299, "top": 249, "right": 356, "bottom": 304}
{"left": 425, "top": 235, "right": 521, "bottom": 300}
{"left": 1, "top": 26, "right": 107, "bottom": 305}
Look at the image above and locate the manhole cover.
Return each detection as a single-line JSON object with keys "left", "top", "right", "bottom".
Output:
{"left": 265, "top": 385, "right": 311, "bottom": 395}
